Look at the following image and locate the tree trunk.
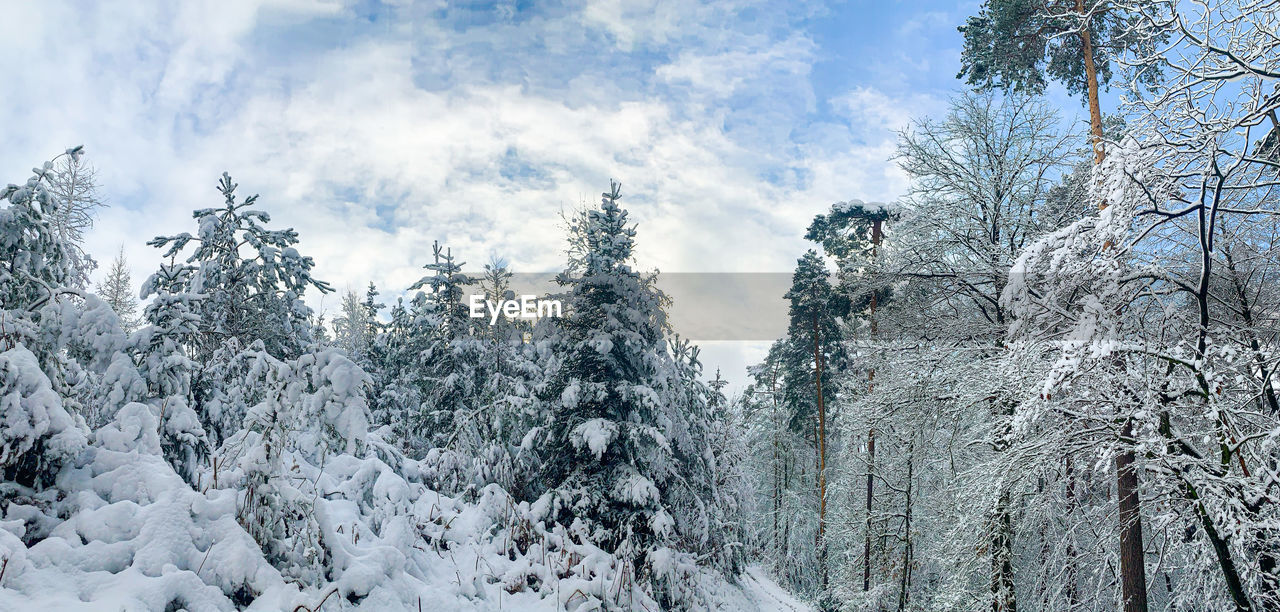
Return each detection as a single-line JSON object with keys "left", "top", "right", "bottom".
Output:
{"left": 1157, "top": 412, "right": 1254, "bottom": 612}
{"left": 1115, "top": 420, "right": 1149, "bottom": 612}
{"left": 897, "top": 441, "right": 914, "bottom": 612}
{"left": 1223, "top": 245, "right": 1280, "bottom": 414}
{"left": 812, "top": 313, "right": 828, "bottom": 591}
{"left": 991, "top": 490, "right": 1017, "bottom": 612}
{"left": 863, "top": 429, "right": 875, "bottom": 592}
{"left": 864, "top": 217, "right": 884, "bottom": 593}
{"left": 1186, "top": 481, "right": 1252, "bottom": 612}
{"left": 1064, "top": 454, "right": 1080, "bottom": 610}
{"left": 773, "top": 403, "right": 781, "bottom": 551}
{"left": 1077, "top": 0, "right": 1105, "bottom": 165}
{"left": 783, "top": 450, "right": 791, "bottom": 565}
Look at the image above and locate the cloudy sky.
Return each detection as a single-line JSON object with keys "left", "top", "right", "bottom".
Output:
{"left": 0, "top": 0, "right": 1088, "bottom": 393}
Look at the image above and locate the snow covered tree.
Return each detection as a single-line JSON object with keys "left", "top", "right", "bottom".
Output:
{"left": 332, "top": 288, "right": 374, "bottom": 362}
{"left": 144, "top": 172, "right": 333, "bottom": 362}
{"left": 0, "top": 149, "right": 102, "bottom": 489}
{"left": 404, "top": 241, "right": 482, "bottom": 454}
{"left": 143, "top": 172, "right": 333, "bottom": 445}
{"left": 534, "top": 181, "right": 680, "bottom": 597}
{"left": 42, "top": 153, "right": 105, "bottom": 288}
{"left": 665, "top": 350, "right": 747, "bottom": 578}
{"left": 874, "top": 91, "right": 1082, "bottom": 612}
{"left": 0, "top": 148, "right": 109, "bottom": 419}
{"left": 781, "top": 249, "right": 843, "bottom": 599}
{"left": 372, "top": 296, "right": 423, "bottom": 446}
{"left": 95, "top": 247, "right": 139, "bottom": 333}
{"left": 476, "top": 255, "right": 527, "bottom": 342}
{"left": 999, "top": 5, "right": 1280, "bottom": 610}
{"left": 0, "top": 148, "right": 82, "bottom": 314}
{"left": 410, "top": 240, "right": 473, "bottom": 340}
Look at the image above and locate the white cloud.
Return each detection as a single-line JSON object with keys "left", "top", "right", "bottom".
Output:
{"left": 0, "top": 0, "right": 938, "bottom": 387}
{"left": 830, "top": 86, "right": 942, "bottom": 135}
{"left": 656, "top": 36, "right": 815, "bottom": 98}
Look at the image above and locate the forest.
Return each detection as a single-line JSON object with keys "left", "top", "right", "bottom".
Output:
{"left": 1, "top": 0, "right": 1279, "bottom": 610}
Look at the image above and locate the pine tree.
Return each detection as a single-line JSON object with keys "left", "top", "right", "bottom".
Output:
{"left": 406, "top": 241, "right": 483, "bottom": 454}
{"left": 477, "top": 255, "right": 526, "bottom": 342}
{"left": 782, "top": 250, "right": 843, "bottom": 597}
{"left": 374, "top": 296, "right": 424, "bottom": 448}
{"left": 0, "top": 149, "right": 81, "bottom": 313}
{"left": 95, "top": 247, "right": 139, "bottom": 333}
{"left": 666, "top": 343, "right": 747, "bottom": 578}
{"left": 410, "top": 241, "right": 474, "bottom": 340}
{"left": 535, "top": 181, "right": 679, "bottom": 590}
{"left": 362, "top": 282, "right": 384, "bottom": 350}
{"left": 145, "top": 172, "right": 332, "bottom": 361}
{"left": 957, "top": 0, "right": 1163, "bottom": 163}
{"left": 143, "top": 172, "right": 333, "bottom": 444}
{"left": 333, "top": 288, "right": 373, "bottom": 360}
{"left": 0, "top": 149, "right": 94, "bottom": 489}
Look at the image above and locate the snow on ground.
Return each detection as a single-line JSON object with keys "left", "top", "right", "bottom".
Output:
{"left": 737, "top": 566, "right": 814, "bottom": 612}
{"left": 0, "top": 392, "right": 808, "bottom": 611}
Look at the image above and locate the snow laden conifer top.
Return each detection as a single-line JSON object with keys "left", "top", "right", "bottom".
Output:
{"left": 143, "top": 172, "right": 332, "bottom": 361}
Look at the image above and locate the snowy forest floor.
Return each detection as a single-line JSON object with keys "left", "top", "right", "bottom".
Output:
{"left": 0, "top": 369, "right": 810, "bottom": 611}
{"left": 736, "top": 567, "right": 813, "bottom": 611}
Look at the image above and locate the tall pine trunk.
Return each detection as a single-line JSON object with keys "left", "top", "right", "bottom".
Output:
{"left": 1075, "top": 9, "right": 1150, "bottom": 607}
{"left": 812, "top": 313, "right": 828, "bottom": 591}
{"left": 863, "top": 218, "right": 884, "bottom": 593}
{"left": 1077, "top": 0, "right": 1105, "bottom": 165}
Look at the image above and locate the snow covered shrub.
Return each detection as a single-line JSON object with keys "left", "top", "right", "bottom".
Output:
{"left": 93, "top": 401, "right": 162, "bottom": 454}
{"left": 293, "top": 348, "right": 371, "bottom": 459}
{"left": 33, "top": 293, "right": 133, "bottom": 425}
{"left": 0, "top": 398, "right": 304, "bottom": 611}
{"left": 0, "top": 346, "right": 87, "bottom": 489}
{"left": 154, "top": 394, "right": 208, "bottom": 484}
{"left": 214, "top": 345, "right": 375, "bottom": 587}
{"left": 234, "top": 392, "right": 330, "bottom": 586}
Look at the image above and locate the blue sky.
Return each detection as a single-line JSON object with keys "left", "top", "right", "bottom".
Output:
{"left": 0, "top": 0, "right": 1093, "bottom": 392}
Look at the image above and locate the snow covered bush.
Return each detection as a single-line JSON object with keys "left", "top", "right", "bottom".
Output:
{"left": 0, "top": 346, "right": 87, "bottom": 489}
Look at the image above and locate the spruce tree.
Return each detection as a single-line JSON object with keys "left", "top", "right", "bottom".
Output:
{"left": 536, "top": 181, "right": 678, "bottom": 585}
{"left": 143, "top": 172, "right": 333, "bottom": 443}
{"left": 145, "top": 172, "right": 332, "bottom": 361}
{"left": 407, "top": 241, "right": 482, "bottom": 454}
{"left": 375, "top": 296, "right": 424, "bottom": 448}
